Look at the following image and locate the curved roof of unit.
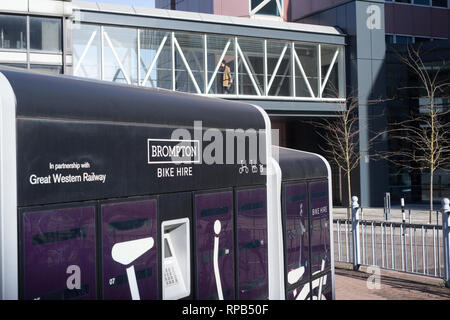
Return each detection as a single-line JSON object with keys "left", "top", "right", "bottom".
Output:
{"left": 72, "top": 0, "right": 343, "bottom": 37}
{"left": 274, "top": 146, "right": 328, "bottom": 181}
{"left": 0, "top": 68, "right": 266, "bottom": 130}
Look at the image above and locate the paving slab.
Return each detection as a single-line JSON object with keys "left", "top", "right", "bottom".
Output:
{"left": 335, "top": 263, "right": 450, "bottom": 300}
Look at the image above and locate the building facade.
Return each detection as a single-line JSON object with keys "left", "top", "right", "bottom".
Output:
{"left": 0, "top": 0, "right": 447, "bottom": 207}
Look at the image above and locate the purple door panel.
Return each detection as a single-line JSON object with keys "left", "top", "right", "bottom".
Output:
{"left": 283, "top": 183, "right": 309, "bottom": 289}
{"left": 286, "top": 282, "right": 311, "bottom": 301}
{"left": 236, "top": 188, "right": 268, "bottom": 300}
{"left": 311, "top": 271, "right": 332, "bottom": 300}
{"left": 22, "top": 206, "right": 97, "bottom": 300}
{"left": 309, "top": 181, "right": 331, "bottom": 274}
{"left": 101, "top": 199, "right": 158, "bottom": 300}
{"left": 194, "top": 191, "right": 235, "bottom": 300}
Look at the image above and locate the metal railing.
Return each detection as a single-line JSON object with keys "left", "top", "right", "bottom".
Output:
{"left": 334, "top": 219, "right": 444, "bottom": 277}
{"left": 333, "top": 197, "right": 450, "bottom": 285}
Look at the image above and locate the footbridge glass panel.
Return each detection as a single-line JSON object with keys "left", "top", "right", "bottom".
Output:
{"left": 73, "top": 21, "right": 345, "bottom": 102}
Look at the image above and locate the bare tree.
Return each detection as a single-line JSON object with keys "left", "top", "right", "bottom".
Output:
{"left": 311, "top": 90, "right": 385, "bottom": 218}
{"left": 380, "top": 45, "right": 450, "bottom": 223}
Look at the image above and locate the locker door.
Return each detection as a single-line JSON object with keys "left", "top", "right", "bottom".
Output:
{"left": 101, "top": 199, "right": 158, "bottom": 300}
{"left": 309, "top": 181, "right": 331, "bottom": 300}
{"left": 236, "top": 187, "right": 268, "bottom": 300}
{"left": 194, "top": 190, "right": 234, "bottom": 300}
{"left": 282, "top": 183, "right": 310, "bottom": 300}
{"left": 21, "top": 205, "right": 97, "bottom": 300}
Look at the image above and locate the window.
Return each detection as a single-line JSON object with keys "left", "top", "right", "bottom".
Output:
{"left": 250, "top": 0, "right": 282, "bottom": 18}
{"left": 321, "top": 45, "right": 344, "bottom": 98}
{"left": 396, "top": 35, "right": 413, "bottom": 44}
{"left": 385, "top": 34, "right": 395, "bottom": 44}
{"left": 414, "top": 36, "right": 432, "bottom": 43}
{"left": 73, "top": 23, "right": 101, "bottom": 80}
{"left": 72, "top": 23, "right": 346, "bottom": 100}
{"left": 414, "top": 0, "right": 430, "bottom": 4}
{"left": 30, "top": 17, "right": 62, "bottom": 52}
{"left": 266, "top": 40, "right": 291, "bottom": 97}
{"left": 0, "top": 14, "right": 27, "bottom": 50}
{"left": 103, "top": 26, "right": 138, "bottom": 85}
{"left": 0, "top": 63, "right": 27, "bottom": 69}
{"left": 30, "top": 64, "right": 62, "bottom": 74}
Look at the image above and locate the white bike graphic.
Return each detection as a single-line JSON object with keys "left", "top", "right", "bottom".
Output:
{"left": 111, "top": 237, "right": 155, "bottom": 300}
{"left": 287, "top": 259, "right": 328, "bottom": 300}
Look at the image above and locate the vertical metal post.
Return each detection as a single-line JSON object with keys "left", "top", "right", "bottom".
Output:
{"left": 414, "top": 226, "right": 418, "bottom": 273}
{"left": 384, "top": 193, "right": 391, "bottom": 221}
{"left": 401, "top": 224, "right": 405, "bottom": 271}
{"left": 401, "top": 199, "right": 406, "bottom": 271}
{"left": 384, "top": 223, "right": 388, "bottom": 268}
{"left": 352, "top": 196, "right": 360, "bottom": 270}
{"left": 372, "top": 222, "right": 375, "bottom": 266}
{"left": 433, "top": 227, "right": 437, "bottom": 276}
{"left": 364, "top": 223, "right": 367, "bottom": 265}
{"left": 381, "top": 222, "right": 385, "bottom": 268}
{"left": 263, "top": 39, "right": 268, "bottom": 96}
{"left": 438, "top": 225, "right": 441, "bottom": 277}
{"left": 410, "top": 224, "right": 413, "bottom": 272}
{"left": 441, "top": 198, "right": 450, "bottom": 287}
{"left": 234, "top": 37, "right": 239, "bottom": 95}
{"left": 204, "top": 34, "right": 208, "bottom": 94}
{"left": 391, "top": 224, "right": 395, "bottom": 269}
{"left": 100, "top": 25, "right": 105, "bottom": 81}
{"left": 337, "top": 220, "right": 341, "bottom": 261}
{"left": 291, "top": 41, "right": 296, "bottom": 98}
{"left": 422, "top": 226, "right": 426, "bottom": 275}
{"left": 317, "top": 44, "right": 322, "bottom": 99}
{"left": 137, "top": 29, "right": 141, "bottom": 86}
{"left": 171, "top": 32, "right": 176, "bottom": 91}
{"left": 26, "top": 16, "right": 30, "bottom": 70}
{"left": 401, "top": 198, "right": 405, "bottom": 223}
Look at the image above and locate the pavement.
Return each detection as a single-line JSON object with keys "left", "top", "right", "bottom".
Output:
{"left": 335, "top": 262, "right": 450, "bottom": 300}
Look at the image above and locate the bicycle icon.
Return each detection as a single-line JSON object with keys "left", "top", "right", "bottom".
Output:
{"left": 239, "top": 160, "right": 249, "bottom": 174}
{"left": 250, "top": 160, "right": 258, "bottom": 174}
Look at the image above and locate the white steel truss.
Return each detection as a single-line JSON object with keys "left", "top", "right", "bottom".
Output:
{"left": 250, "top": 0, "right": 284, "bottom": 19}
{"left": 72, "top": 24, "right": 345, "bottom": 102}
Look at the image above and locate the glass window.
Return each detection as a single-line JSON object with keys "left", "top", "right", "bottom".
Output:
{"left": 385, "top": 34, "right": 395, "bottom": 44}
{"left": 0, "top": 14, "right": 27, "bottom": 50}
{"left": 206, "top": 35, "right": 235, "bottom": 95}
{"left": 396, "top": 35, "right": 413, "bottom": 44}
{"left": 432, "top": 0, "right": 447, "bottom": 7}
{"left": 294, "top": 43, "right": 318, "bottom": 98}
{"left": 0, "top": 63, "right": 27, "bottom": 69}
{"left": 414, "top": 36, "right": 432, "bottom": 43}
{"left": 73, "top": 23, "right": 101, "bottom": 80}
{"left": 139, "top": 29, "right": 172, "bottom": 90}
{"left": 251, "top": 0, "right": 280, "bottom": 16}
{"left": 395, "top": 0, "right": 412, "bottom": 3}
{"left": 266, "top": 40, "right": 291, "bottom": 97}
{"left": 414, "top": 0, "right": 430, "bottom": 4}
{"left": 237, "top": 37, "right": 264, "bottom": 96}
{"left": 30, "top": 17, "right": 62, "bottom": 52}
{"left": 321, "top": 45, "right": 343, "bottom": 98}
{"left": 30, "top": 64, "right": 62, "bottom": 74}
{"left": 174, "top": 32, "right": 204, "bottom": 94}
{"left": 103, "top": 26, "right": 138, "bottom": 85}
